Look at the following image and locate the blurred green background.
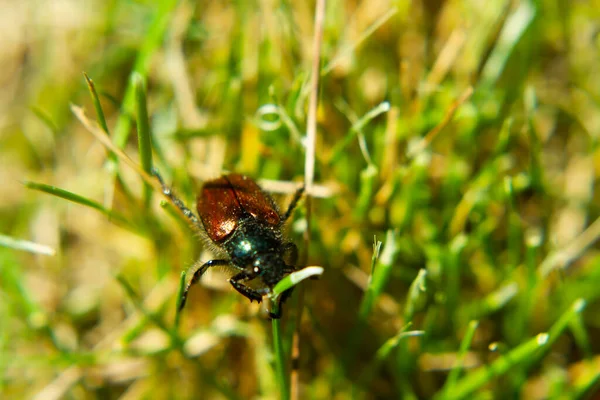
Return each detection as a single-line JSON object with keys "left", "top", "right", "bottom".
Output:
{"left": 2, "top": 0, "right": 600, "bottom": 398}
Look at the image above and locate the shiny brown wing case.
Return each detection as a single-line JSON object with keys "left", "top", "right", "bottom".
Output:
{"left": 197, "top": 174, "right": 280, "bottom": 242}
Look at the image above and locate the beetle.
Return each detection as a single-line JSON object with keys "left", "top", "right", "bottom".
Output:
{"left": 154, "top": 170, "right": 304, "bottom": 319}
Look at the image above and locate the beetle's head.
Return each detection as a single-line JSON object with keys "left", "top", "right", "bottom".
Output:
{"left": 251, "top": 252, "right": 295, "bottom": 288}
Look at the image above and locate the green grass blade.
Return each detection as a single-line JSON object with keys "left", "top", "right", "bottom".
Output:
{"left": 270, "top": 266, "right": 324, "bottom": 299}
{"left": 329, "top": 101, "right": 390, "bottom": 164}
{"left": 272, "top": 317, "right": 289, "bottom": 400}
{"left": 30, "top": 106, "right": 58, "bottom": 135}
{"left": 480, "top": 0, "right": 536, "bottom": 86}
{"left": 404, "top": 268, "right": 428, "bottom": 322}
{"left": 269, "top": 266, "right": 322, "bottom": 400}
{"left": 358, "top": 328, "right": 424, "bottom": 387}
{"left": 134, "top": 73, "right": 154, "bottom": 209}
{"left": 83, "top": 72, "right": 110, "bottom": 135}
{"left": 24, "top": 181, "right": 136, "bottom": 232}
{"left": 354, "top": 164, "right": 378, "bottom": 220}
{"left": 444, "top": 299, "right": 586, "bottom": 399}
{"left": 174, "top": 271, "right": 186, "bottom": 330}
{"left": 115, "top": 275, "right": 182, "bottom": 349}
{"left": 441, "top": 320, "right": 479, "bottom": 395}
{"left": 112, "top": 0, "right": 178, "bottom": 151}
{"left": 359, "top": 230, "right": 399, "bottom": 320}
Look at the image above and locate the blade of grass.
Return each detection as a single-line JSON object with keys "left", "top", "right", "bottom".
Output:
{"left": 30, "top": 106, "right": 58, "bottom": 135}
{"left": 250, "top": 320, "right": 278, "bottom": 396}
{"left": 354, "top": 164, "right": 378, "bottom": 220}
{"left": 102, "top": 0, "right": 177, "bottom": 210}
{"left": 333, "top": 98, "right": 377, "bottom": 166}
{"left": 504, "top": 177, "right": 522, "bottom": 272}
{"left": 539, "top": 214, "right": 600, "bottom": 277}
{"left": 174, "top": 271, "right": 186, "bottom": 330}
{"left": 83, "top": 72, "right": 120, "bottom": 210}
{"left": 322, "top": 7, "right": 398, "bottom": 75}
{"left": 407, "top": 87, "right": 473, "bottom": 159}
{"left": 270, "top": 267, "right": 325, "bottom": 297}
{"left": 442, "top": 299, "right": 586, "bottom": 399}
{"left": 272, "top": 317, "right": 289, "bottom": 400}
{"left": 133, "top": 73, "right": 154, "bottom": 209}
{"left": 0, "top": 234, "right": 56, "bottom": 256}
{"left": 441, "top": 320, "right": 480, "bottom": 395}
{"left": 393, "top": 268, "right": 428, "bottom": 399}
{"left": 480, "top": 0, "right": 536, "bottom": 86}
{"left": 358, "top": 327, "right": 424, "bottom": 388}
{"left": 71, "top": 105, "right": 156, "bottom": 187}
{"left": 111, "top": 0, "right": 178, "bottom": 151}
{"left": 24, "top": 181, "right": 136, "bottom": 232}
{"left": 359, "top": 230, "right": 399, "bottom": 320}
{"left": 293, "top": 1, "right": 326, "bottom": 396}
{"left": 329, "top": 101, "right": 391, "bottom": 165}
{"left": 568, "top": 312, "right": 592, "bottom": 359}
{"left": 464, "top": 282, "right": 518, "bottom": 321}
{"left": 269, "top": 266, "right": 323, "bottom": 400}
{"left": 404, "top": 268, "right": 428, "bottom": 322}
{"left": 116, "top": 275, "right": 182, "bottom": 349}
{"left": 71, "top": 105, "right": 202, "bottom": 230}
{"left": 341, "top": 232, "right": 398, "bottom": 387}
{"left": 83, "top": 72, "right": 110, "bottom": 136}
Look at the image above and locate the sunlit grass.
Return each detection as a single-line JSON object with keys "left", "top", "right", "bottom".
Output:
{"left": 2, "top": 0, "right": 600, "bottom": 399}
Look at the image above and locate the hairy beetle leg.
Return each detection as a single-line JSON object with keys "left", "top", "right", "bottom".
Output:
{"left": 229, "top": 270, "right": 263, "bottom": 303}
{"left": 179, "top": 259, "right": 230, "bottom": 311}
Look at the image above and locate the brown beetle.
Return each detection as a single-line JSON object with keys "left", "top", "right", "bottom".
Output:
{"left": 155, "top": 171, "right": 304, "bottom": 318}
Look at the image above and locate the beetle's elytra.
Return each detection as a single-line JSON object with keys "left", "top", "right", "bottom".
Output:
{"left": 155, "top": 170, "right": 304, "bottom": 319}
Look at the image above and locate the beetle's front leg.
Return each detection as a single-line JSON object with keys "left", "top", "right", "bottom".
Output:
{"left": 179, "top": 259, "right": 230, "bottom": 311}
{"left": 229, "top": 271, "right": 263, "bottom": 303}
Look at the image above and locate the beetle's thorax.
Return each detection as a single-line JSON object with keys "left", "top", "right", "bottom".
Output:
{"left": 222, "top": 217, "right": 283, "bottom": 267}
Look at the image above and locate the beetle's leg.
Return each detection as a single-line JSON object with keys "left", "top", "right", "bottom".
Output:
{"left": 280, "top": 184, "right": 305, "bottom": 223}
{"left": 269, "top": 307, "right": 282, "bottom": 319}
{"left": 179, "top": 259, "right": 230, "bottom": 311}
{"left": 263, "top": 288, "right": 293, "bottom": 319}
{"left": 248, "top": 287, "right": 286, "bottom": 319}
{"left": 229, "top": 271, "right": 263, "bottom": 303}
{"left": 282, "top": 242, "right": 299, "bottom": 266}
{"left": 152, "top": 168, "right": 203, "bottom": 231}
{"left": 279, "top": 288, "right": 294, "bottom": 304}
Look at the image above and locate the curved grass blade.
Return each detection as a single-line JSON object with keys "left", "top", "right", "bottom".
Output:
{"left": 269, "top": 266, "right": 323, "bottom": 400}
{"left": 24, "top": 181, "right": 137, "bottom": 232}
{"left": 441, "top": 299, "right": 586, "bottom": 399}
{"left": 270, "top": 266, "right": 324, "bottom": 299}
{"left": 0, "top": 234, "right": 56, "bottom": 256}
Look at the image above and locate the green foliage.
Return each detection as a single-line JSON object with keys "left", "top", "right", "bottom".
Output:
{"left": 2, "top": 0, "right": 600, "bottom": 398}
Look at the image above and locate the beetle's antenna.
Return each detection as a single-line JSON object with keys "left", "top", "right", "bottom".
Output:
{"left": 152, "top": 168, "right": 203, "bottom": 231}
